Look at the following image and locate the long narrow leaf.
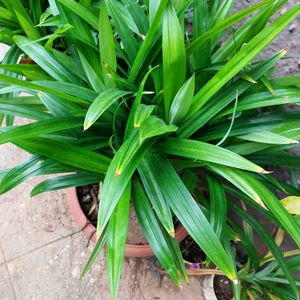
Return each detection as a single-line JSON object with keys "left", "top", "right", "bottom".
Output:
{"left": 145, "top": 153, "right": 237, "bottom": 281}
{"left": 133, "top": 179, "right": 187, "bottom": 285}
{"left": 106, "top": 183, "right": 131, "bottom": 299}
{"left": 162, "top": 2, "right": 186, "bottom": 119}
{"left": 157, "top": 138, "right": 266, "bottom": 173}
{"left": 189, "top": 4, "right": 300, "bottom": 115}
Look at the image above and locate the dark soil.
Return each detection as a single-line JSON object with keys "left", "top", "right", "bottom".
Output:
{"left": 180, "top": 236, "right": 206, "bottom": 264}
{"left": 76, "top": 184, "right": 148, "bottom": 244}
{"left": 180, "top": 236, "right": 234, "bottom": 299}
{"left": 214, "top": 276, "right": 234, "bottom": 300}
{"left": 76, "top": 184, "right": 99, "bottom": 227}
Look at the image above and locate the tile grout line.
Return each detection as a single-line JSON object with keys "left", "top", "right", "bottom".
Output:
{"left": 4, "top": 229, "right": 84, "bottom": 265}
{"left": 0, "top": 242, "right": 17, "bottom": 300}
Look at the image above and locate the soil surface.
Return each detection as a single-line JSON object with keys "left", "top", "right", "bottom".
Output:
{"left": 180, "top": 236, "right": 206, "bottom": 264}
{"left": 181, "top": 236, "right": 235, "bottom": 299}
{"left": 214, "top": 276, "right": 234, "bottom": 300}
{"left": 76, "top": 184, "right": 148, "bottom": 245}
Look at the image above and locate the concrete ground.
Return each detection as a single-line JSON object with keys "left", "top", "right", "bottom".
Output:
{"left": 0, "top": 2, "right": 299, "bottom": 300}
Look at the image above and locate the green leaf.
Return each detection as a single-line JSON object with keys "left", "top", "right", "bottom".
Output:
{"left": 157, "top": 138, "right": 266, "bottom": 173}
{"left": 0, "top": 96, "right": 41, "bottom": 106}
{"left": 212, "top": 0, "right": 287, "bottom": 63}
{"left": 132, "top": 179, "right": 187, "bottom": 285}
{"left": 133, "top": 104, "right": 155, "bottom": 128}
{"left": 2, "top": 0, "right": 40, "bottom": 39}
{"left": 230, "top": 201, "right": 299, "bottom": 299}
{"left": 207, "top": 175, "right": 227, "bottom": 239}
{"left": 145, "top": 153, "right": 236, "bottom": 281}
{"left": 0, "top": 117, "right": 83, "bottom": 145}
{"left": 187, "top": 0, "right": 273, "bottom": 56}
{"left": 192, "top": 0, "right": 210, "bottom": 74}
{"left": 0, "top": 155, "right": 40, "bottom": 194}
{"left": 0, "top": 103, "right": 50, "bottom": 121}
{"left": 139, "top": 116, "right": 177, "bottom": 142}
{"left": 99, "top": 0, "right": 116, "bottom": 87}
{"left": 0, "top": 74, "right": 92, "bottom": 105}
{"left": 115, "top": 131, "right": 141, "bottom": 176}
{"left": 106, "top": 183, "right": 131, "bottom": 299}
{"left": 81, "top": 227, "right": 107, "bottom": 277}
{"left": 50, "top": 48, "right": 87, "bottom": 82}
{"left": 138, "top": 158, "right": 174, "bottom": 235}
{"left": 189, "top": 4, "right": 300, "bottom": 115}
{"left": 77, "top": 49, "right": 104, "bottom": 93}
{"left": 162, "top": 2, "right": 186, "bottom": 119}
{"left": 224, "top": 167, "right": 300, "bottom": 250}
{"left": 237, "top": 131, "right": 299, "bottom": 145}
{"left": 0, "top": 157, "right": 82, "bottom": 195}
{"left": 121, "top": 0, "right": 148, "bottom": 34}
{"left": 280, "top": 196, "right": 300, "bottom": 215}
{"left": 202, "top": 111, "right": 300, "bottom": 141}
{"left": 179, "top": 48, "right": 287, "bottom": 138}
{"left": 96, "top": 132, "right": 151, "bottom": 236}
{"left": 14, "top": 36, "right": 81, "bottom": 84}
{"left": 15, "top": 138, "right": 110, "bottom": 175}
{"left": 181, "top": 169, "right": 197, "bottom": 193}
{"left": 31, "top": 173, "right": 102, "bottom": 196}
{"left": 84, "top": 89, "right": 131, "bottom": 130}
{"left": 105, "top": 0, "right": 139, "bottom": 65}
{"left": 0, "top": 7, "right": 18, "bottom": 28}
{"left": 128, "top": 0, "right": 168, "bottom": 82}
{"left": 218, "top": 87, "right": 300, "bottom": 117}
{"left": 208, "top": 164, "right": 264, "bottom": 207}
{"left": 38, "top": 93, "right": 79, "bottom": 117}
{"left": 0, "top": 64, "right": 49, "bottom": 81}
{"left": 125, "top": 67, "right": 157, "bottom": 139}
{"left": 56, "top": 0, "right": 98, "bottom": 29}
{"left": 169, "top": 74, "right": 195, "bottom": 124}
{"left": 35, "top": 80, "right": 97, "bottom": 103}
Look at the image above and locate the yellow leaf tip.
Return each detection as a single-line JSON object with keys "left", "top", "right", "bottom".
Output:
{"left": 83, "top": 123, "right": 91, "bottom": 131}
{"left": 115, "top": 169, "right": 122, "bottom": 176}
{"left": 260, "top": 169, "right": 272, "bottom": 174}
{"left": 169, "top": 230, "right": 175, "bottom": 238}
{"left": 289, "top": 139, "right": 299, "bottom": 144}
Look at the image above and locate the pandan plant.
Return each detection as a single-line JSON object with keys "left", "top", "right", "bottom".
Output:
{"left": 0, "top": 0, "right": 300, "bottom": 298}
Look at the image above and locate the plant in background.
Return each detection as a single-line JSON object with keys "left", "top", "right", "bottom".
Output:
{"left": 0, "top": 0, "right": 300, "bottom": 298}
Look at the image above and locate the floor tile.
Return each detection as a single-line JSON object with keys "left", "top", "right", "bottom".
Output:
{"left": 7, "top": 234, "right": 110, "bottom": 300}
{"left": 0, "top": 246, "right": 5, "bottom": 264}
{"left": 0, "top": 265, "right": 15, "bottom": 300}
{"left": 7, "top": 233, "right": 204, "bottom": 300}
{"left": 0, "top": 185, "right": 77, "bottom": 260}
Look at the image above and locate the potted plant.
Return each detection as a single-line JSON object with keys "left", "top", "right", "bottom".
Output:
{"left": 180, "top": 195, "right": 300, "bottom": 299}
{"left": 0, "top": 0, "right": 300, "bottom": 299}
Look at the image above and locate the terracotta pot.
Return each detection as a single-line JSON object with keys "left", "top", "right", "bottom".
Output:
{"left": 67, "top": 187, "right": 188, "bottom": 257}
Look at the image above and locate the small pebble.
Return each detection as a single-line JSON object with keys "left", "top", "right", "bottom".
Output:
{"left": 289, "top": 23, "right": 296, "bottom": 33}
{"left": 82, "top": 195, "right": 91, "bottom": 203}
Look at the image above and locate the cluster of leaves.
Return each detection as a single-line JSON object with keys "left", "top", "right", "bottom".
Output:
{"left": 0, "top": 0, "right": 300, "bottom": 298}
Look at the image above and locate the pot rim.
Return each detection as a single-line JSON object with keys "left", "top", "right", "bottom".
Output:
{"left": 66, "top": 187, "right": 188, "bottom": 257}
{"left": 202, "top": 275, "right": 218, "bottom": 300}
